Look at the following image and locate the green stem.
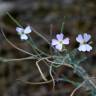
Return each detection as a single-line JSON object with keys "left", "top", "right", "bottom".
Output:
{"left": 60, "top": 22, "right": 64, "bottom": 33}
{"left": 6, "top": 12, "right": 22, "bottom": 27}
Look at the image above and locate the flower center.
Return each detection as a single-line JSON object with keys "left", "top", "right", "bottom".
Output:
{"left": 81, "top": 40, "right": 86, "bottom": 44}
{"left": 58, "top": 40, "right": 63, "bottom": 44}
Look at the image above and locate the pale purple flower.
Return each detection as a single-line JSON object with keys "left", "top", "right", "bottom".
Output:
{"left": 16, "top": 26, "right": 32, "bottom": 40}
{"left": 76, "top": 33, "right": 92, "bottom": 52}
{"left": 51, "top": 33, "right": 69, "bottom": 51}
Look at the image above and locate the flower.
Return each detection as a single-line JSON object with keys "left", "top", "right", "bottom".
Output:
{"left": 51, "top": 33, "right": 69, "bottom": 51}
{"left": 76, "top": 33, "right": 92, "bottom": 52}
{"left": 16, "top": 26, "right": 32, "bottom": 40}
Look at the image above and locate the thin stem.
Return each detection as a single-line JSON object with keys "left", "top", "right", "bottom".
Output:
{"left": 27, "top": 40, "right": 40, "bottom": 57}
{"left": 32, "top": 27, "right": 50, "bottom": 44}
{"left": 45, "top": 56, "right": 73, "bottom": 68}
{"left": 49, "top": 65, "right": 55, "bottom": 90}
{"left": 17, "top": 78, "right": 79, "bottom": 86}
{"left": 28, "top": 35, "right": 49, "bottom": 56}
{"left": 6, "top": 12, "right": 22, "bottom": 27}
{"left": 36, "top": 59, "right": 48, "bottom": 81}
{"left": 70, "top": 81, "right": 85, "bottom": 96}
{"left": 60, "top": 22, "right": 64, "bottom": 33}
{"left": 0, "top": 56, "right": 36, "bottom": 62}
{"left": 1, "top": 29, "right": 37, "bottom": 57}
{"left": 17, "top": 79, "right": 53, "bottom": 85}
{"left": 50, "top": 24, "right": 53, "bottom": 55}
{"left": 88, "top": 79, "right": 96, "bottom": 89}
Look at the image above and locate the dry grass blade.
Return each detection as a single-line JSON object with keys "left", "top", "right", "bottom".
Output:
{"left": 70, "top": 81, "right": 85, "bottom": 96}
{"left": 36, "top": 58, "right": 48, "bottom": 81}
{"left": 0, "top": 56, "right": 36, "bottom": 62}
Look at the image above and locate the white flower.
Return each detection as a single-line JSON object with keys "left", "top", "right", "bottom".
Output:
{"left": 76, "top": 33, "right": 92, "bottom": 52}
{"left": 51, "top": 33, "right": 69, "bottom": 51}
{"left": 16, "top": 26, "right": 32, "bottom": 40}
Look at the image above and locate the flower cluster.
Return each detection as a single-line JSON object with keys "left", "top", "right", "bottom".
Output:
{"left": 51, "top": 33, "right": 92, "bottom": 52}
{"left": 16, "top": 26, "right": 92, "bottom": 52}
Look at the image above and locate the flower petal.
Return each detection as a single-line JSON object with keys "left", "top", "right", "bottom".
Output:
{"left": 78, "top": 44, "right": 86, "bottom": 52}
{"left": 83, "top": 33, "right": 91, "bottom": 42}
{"left": 56, "top": 33, "right": 64, "bottom": 40}
{"left": 76, "top": 34, "right": 84, "bottom": 43}
{"left": 63, "top": 38, "right": 69, "bottom": 45}
{"left": 85, "top": 44, "right": 92, "bottom": 52}
{"left": 16, "top": 27, "right": 24, "bottom": 34}
{"left": 51, "top": 39, "right": 58, "bottom": 46}
{"left": 20, "top": 34, "right": 28, "bottom": 40}
{"left": 24, "top": 26, "right": 32, "bottom": 34}
{"left": 55, "top": 44, "right": 62, "bottom": 51}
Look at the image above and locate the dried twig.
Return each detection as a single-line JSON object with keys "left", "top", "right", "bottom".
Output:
{"left": 70, "top": 81, "right": 85, "bottom": 96}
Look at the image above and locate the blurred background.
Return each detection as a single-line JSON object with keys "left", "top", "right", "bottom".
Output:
{"left": 0, "top": 0, "right": 96, "bottom": 96}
